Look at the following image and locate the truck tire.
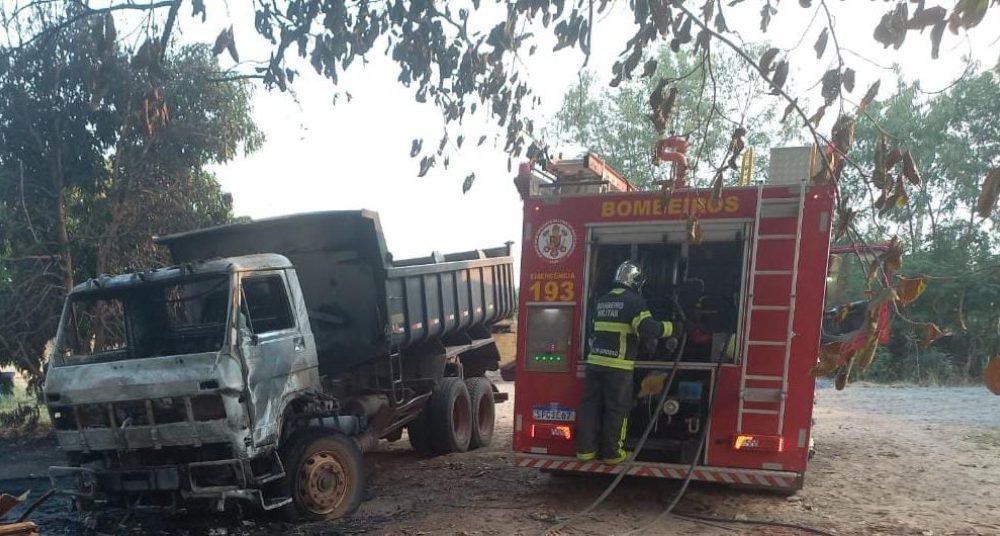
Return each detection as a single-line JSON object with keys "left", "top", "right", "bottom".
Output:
{"left": 407, "top": 409, "right": 434, "bottom": 455}
{"left": 465, "top": 377, "right": 495, "bottom": 449}
{"left": 278, "top": 429, "right": 365, "bottom": 522}
{"left": 429, "top": 377, "right": 472, "bottom": 454}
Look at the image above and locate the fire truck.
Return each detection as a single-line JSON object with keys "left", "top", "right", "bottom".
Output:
{"left": 510, "top": 149, "right": 883, "bottom": 493}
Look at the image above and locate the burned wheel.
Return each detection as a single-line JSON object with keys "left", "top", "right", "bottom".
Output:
{"left": 279, "top": 429, "right": 365, "bottom": 521}
{"left": 465, "top": 377, "right": 495, "bottom": 449}
{"left": 429, "top": 377, "right": 472, "bottom": 454}
{"left": 407, "top": 408, "right": 434, "bottom": 455}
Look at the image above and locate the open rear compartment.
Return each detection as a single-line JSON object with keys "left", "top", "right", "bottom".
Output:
{"left": 584, "top": 221, "right": 749, "bottom": 465}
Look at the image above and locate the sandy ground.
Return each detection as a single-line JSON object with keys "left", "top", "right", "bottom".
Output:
{"left": 2, "top": 379, "right": 999, "bottom": 536}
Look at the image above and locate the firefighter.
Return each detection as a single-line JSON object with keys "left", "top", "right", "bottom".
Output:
{"left": 575, "top": 261, "right": 680, "bottom": 464}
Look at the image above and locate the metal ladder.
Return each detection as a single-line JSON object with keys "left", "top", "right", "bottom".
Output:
{"left": 737, "top": 182, "right": 807, "bottom": 435}
{"left": 388, "top": 351, "right": 405, "bottom": 405}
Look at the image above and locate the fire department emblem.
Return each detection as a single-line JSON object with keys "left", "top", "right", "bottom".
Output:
{"left": 535, "top": 220, "right": 575, "bottom": 263}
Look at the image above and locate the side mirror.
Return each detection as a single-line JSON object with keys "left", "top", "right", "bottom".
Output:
{"left": 242, "top": 330, "right": 258, "bottom": 346}
{"left": 237, "top": 310, "right": 257, "bottom": 346}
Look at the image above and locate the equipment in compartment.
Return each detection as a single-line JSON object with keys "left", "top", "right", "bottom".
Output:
{"left": 586, "top": 239, "right": 744, "bottom": 364}
{"left": 628, "top": 367, "right": 714, "bottom": 464}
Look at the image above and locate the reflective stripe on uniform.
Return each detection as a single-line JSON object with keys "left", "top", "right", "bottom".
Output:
{"left": 619, "top": 416, "right": 628, "bottom": 451}
{"left": 586, "top": 354, "right": 634, "bottom": 370}
{"left": 594, "top": 321, "right": 631, "bottom": 333}
{"left": 610, "top": 288, "right": 626, "bottom": 295}
{"left": 594, "top": 321, "right": 630, "bottom": 364}
{"left": 631, "top": 310, "right": 652, "bottom": 332}
{"left": 661, "top": 321, "right": 674, "bottom": 338}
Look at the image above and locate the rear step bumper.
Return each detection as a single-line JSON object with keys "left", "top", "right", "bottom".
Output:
{"left": 513, "top": 454, "right": 802, "bottom": 491}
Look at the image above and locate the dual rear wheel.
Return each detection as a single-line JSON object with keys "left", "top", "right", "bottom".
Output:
{"left": 408, "top": 376, "right": 495, "bottom": 455}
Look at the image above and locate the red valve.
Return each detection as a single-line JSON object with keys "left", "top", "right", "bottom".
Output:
{"left": 654, "top": 135, "right": 689, "bottom": 184}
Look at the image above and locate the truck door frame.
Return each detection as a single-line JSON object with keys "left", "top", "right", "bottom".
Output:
{"left": 237, "top": 269, "right": 307, "bottom": 448}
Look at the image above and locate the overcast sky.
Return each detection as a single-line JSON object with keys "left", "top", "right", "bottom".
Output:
{"left": 170, "top": 2, "right": 1000, "bottom": 263}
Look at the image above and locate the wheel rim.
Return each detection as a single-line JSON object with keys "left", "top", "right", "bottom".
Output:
{"left": 453, "top": 395, "right": 471, "bottom": 444}
{"left": 297, "top": 449, "right": 350, "bottom": 515}
{"left": 476, "top": 393, "right": 493, "bottom": 434}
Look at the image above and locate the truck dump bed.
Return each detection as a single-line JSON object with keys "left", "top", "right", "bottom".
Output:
{"left": 157, "top": 210, "right": 515, "bottom": 375}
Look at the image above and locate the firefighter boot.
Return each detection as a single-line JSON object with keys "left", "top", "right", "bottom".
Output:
{"left": 576, "top": 451, "right": 597, "bottom": 462}
{"left": 601, "top": 449, "right": 630, "bottom": 465}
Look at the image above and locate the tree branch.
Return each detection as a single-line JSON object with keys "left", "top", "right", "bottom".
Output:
{"left": 157, "top": 0, "right": 182, "bottom": 57}
{"left": 676, "top": 4, "right": 830, "bottom": 170}
{"left": 20, "top": 1, "right": 176, "bottom": 48}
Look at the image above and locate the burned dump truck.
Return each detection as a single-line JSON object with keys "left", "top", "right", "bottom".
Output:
{"left": 42, "top": 210, "right": 514, "bottom": 520}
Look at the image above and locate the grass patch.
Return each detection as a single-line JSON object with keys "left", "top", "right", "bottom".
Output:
{"left": 0, "top": 381, "right": 37, "bottom": 411}
{"left": 0, "top": 380, "right": 50, "bottom": 432}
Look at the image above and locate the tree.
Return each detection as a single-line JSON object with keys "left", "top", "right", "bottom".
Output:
{"left": 0, "top": 14, "right": 262, "bottom": 386}
{"left": 3, "top": 2, "right": 997, "bottom": 198}
{"left": 4, "top": 1, "right": 1000, "bottom": 386}
{"left": 839, "top": 71, "right": 1000, "bottom": 384}
{"left": 551, "top": 45, "right": 790, "bottom": 189}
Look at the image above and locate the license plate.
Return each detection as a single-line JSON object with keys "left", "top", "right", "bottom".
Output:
{"left": 532, "top": 405, "right": 576, "bottom": 422}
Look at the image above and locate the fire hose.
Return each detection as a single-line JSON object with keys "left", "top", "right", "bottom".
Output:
{"left": 541, "top": 295, "right": 836, "bottom": 536}
{"left": 539, "top": 296, "right": 691, "bottom": 535}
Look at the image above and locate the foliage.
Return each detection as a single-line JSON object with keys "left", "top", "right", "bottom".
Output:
{"left": 2, "top": 1, "right": 999, "bottom": 389}
{"left": 0, "top": 13, "right": 262, "bottom": 387}
{"left": 550, "top": 45, "right": 790, "bottom": 189}
{"left": 836, "top": 72, "right": 1000, "bottom": 385}
{"left": 3, "top": 1, "right": 998, "bottom": 193}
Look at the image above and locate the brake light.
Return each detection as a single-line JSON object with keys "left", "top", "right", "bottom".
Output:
{"left": 733, "top": 434, "right": 783, "bottom": 452}
{"left": 531, "top": 424, "right": 573, "bottom": 440}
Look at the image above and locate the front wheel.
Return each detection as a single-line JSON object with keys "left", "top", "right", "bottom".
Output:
{"left": 278, "top": 429, "right": 365, "bottom": 521}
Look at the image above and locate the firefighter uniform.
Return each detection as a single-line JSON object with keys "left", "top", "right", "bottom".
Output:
{"left": 576, "top": 273, "right": 676, "bottom": 464}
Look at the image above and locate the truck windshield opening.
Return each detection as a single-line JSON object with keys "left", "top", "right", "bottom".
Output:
{"left": 58, "top": 276, "right": 230, "bottom": 365}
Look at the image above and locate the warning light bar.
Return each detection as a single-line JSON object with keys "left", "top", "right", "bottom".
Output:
{"left": 531, "top": 424, "right": 573, "bottom": 440}
{"left": 733, "top": 434, "right": 784, "bottom": 452}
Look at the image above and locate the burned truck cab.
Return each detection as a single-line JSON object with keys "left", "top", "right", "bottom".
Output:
{"left": 44, "top": 254, "right": 318, "bottom": 508}
{"left": 43, "top": 210, "right": 514, "bottom": 520}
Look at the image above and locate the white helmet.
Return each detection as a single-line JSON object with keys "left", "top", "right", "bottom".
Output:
{"left": 613, "top": 261, "right": 645, "bottom": 291}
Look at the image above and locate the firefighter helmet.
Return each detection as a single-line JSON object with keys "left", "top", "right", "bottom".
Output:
{"left": 613, "top": 261, "right": 645, "bottom": 291}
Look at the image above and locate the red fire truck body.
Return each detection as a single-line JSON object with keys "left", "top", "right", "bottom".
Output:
{"left": 511, "top": 157, "right": 837, "bottom": 492}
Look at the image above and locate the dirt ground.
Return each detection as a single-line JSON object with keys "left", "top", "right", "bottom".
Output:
{"left": 2, "top": 379, "right": 999, "bottom": 535}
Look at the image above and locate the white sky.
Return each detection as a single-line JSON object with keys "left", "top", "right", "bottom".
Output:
{"left": 168, "top": 2, "right": 1000, "bottom": 263}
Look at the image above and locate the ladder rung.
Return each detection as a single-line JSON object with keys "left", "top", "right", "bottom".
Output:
{"left": 740, "top": 408, "right": 780, "bottom": 415}
{"left": 745, "top": 374, "right": 783, "bottom": 381}
{"left": 760, "top": 206, "right": 800, "bottom": 218}
{"left": 758, "top": 234, "right": 796, "bottom": 240}
{"left": 755, "top": 270, "right": 793, "bottom": 276}
{"left": 748, "top": 340, "right": 786, "bottom": 347}
{"left": 751, "top": 305, "right": 790, "bottom": 311}
{"left": 760, "top": 212, "right": 800, "bottom": 220}
{"left": 761, "top": 197, "right": 798, "bottom": 204}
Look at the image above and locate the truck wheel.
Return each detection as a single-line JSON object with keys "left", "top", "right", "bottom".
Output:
{"left": 407, "top": 409, "right": 434, "bottom": 455}
{"left": 430, "top": 377, "right": 472, "bottom": 453}
{"left": 279, "top": 429, "right": 365, "bottom": 522}
{"left": 465, "top": 377, "right": 495, "bottom": 449}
